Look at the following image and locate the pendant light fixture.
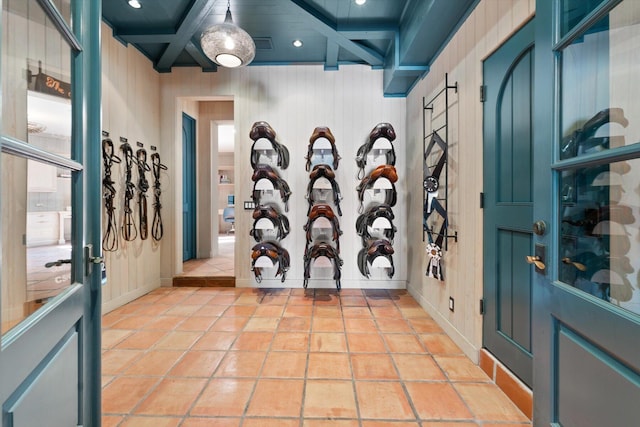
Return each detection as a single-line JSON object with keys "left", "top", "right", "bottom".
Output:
{"left": 201, "top": 0, "right": 256, "bottom": 68}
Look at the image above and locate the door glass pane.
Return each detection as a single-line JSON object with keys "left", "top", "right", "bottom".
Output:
{"left": 560, "top": 1, "right": 640, "bottom": 160}
{"left": 559, "top": 1, "right": 640, "bottom": 316}
{"left": 1, "top": 0, "right": 74, "bottom": 335}
{"left": 1, "top": 153, "right": 74, "bottom": 334}
{"left": 559, "top": 158, "right": 640, "bottom": 316}
{"left": 2, "top": 0, "right": 72, "bottom": 154}
{"left": 560, "top": 0, "right": 607, "bottom": 37}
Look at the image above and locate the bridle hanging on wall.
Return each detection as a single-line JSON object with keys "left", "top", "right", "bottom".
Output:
{"left": 151, "top": 152, "right": 167, "bottom": 242}
{"left": 120, "top": 142, "right": 137, "bottom": 241}
{"left": 102, "top": 137, "right": 121, "bottom": 251}
{"left": 136, "top": 148, "right": 151, "bottom": 240}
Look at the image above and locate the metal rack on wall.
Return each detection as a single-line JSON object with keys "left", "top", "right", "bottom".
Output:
{"left": 422, "top": 73, "right": 458, "bottom": 249}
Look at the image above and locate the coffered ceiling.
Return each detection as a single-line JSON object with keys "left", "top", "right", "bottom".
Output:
{"left": 102, "top": 0, "right": 477, "bottom": 96}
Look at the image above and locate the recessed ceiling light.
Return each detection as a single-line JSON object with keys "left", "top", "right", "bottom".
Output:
{"left": 128, "top": 0, "right": 142, "bottom": 9}
{"left": 355, "top": 0, "right": 366, "bottom": 5}
{"left": 292, "top": 39, "right": 303, "bottom": 48}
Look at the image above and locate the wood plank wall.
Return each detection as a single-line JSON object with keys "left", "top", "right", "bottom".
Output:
{"left": 101, "top": 22, "right": 162, "bottom": 312}
{"left": 405, "top": 0, "right": 536, "bottom": 361}
{"left": 159, "top": 65, "right": 406, "bottom": 289}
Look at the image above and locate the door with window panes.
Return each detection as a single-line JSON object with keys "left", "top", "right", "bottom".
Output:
{"left": 0, "top": 1, "right": 102, "bottom": 426}
{"left": 533, "top": 0, "right": 640, "bottom": 425}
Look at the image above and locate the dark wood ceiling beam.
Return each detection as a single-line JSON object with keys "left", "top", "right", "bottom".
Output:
{"left": 289, "top": 0, "right": 384, "bottom": 67}
{"left": 155, "top": 0, "right": 216, "bottom": 72}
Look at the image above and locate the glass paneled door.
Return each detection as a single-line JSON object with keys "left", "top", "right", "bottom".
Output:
{"left": 534, "top": 0, "right": 640, "bottom": 425}
{"left": 0, "top": 1, "right": 102, "bottom": 426}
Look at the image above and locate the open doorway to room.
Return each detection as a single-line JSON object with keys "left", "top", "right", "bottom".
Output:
{"left": 177, "top": 100, "right": 235, "bottom": 284}
{"left": 215, "top": 122, "right": 235, "bottom": 274}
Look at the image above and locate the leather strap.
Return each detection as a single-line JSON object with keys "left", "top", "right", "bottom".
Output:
{"left": 136, "top": 148, "right": 151, "bottom": 240}
{"left": 102, "top": 138, "right": 121, "bottom": 251}
{"left": 151, "top": 153, "right": 167, "bottom": 242}
{"left": 303, "top": 242, "right": 343, "bottom": 289}
{"left": 355, "top": 204, "right": 397, "bottom": 245}
{"left": 121, "top": 143, "right": 137, "bottom": 241}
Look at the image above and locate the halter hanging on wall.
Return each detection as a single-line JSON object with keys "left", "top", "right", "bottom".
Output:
{"left": 101, "top": 133, "right": 121, "bottom": 251}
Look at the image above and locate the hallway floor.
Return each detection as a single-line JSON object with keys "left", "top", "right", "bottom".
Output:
{"left": 101, "top": 287, "right": 531, "bottom": 427}
{"left": 179, "top": 236, "right": 235, "bottom": 277}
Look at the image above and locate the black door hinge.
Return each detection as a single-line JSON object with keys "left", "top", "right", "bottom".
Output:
{"left": 480, "top": 85, "right": 486, "bottom": 102}
{"left": 479, "top": 192, "right": 484, "bottom": 209}
{"left": 479, "top": 298, "right": 485, "bottom": 315}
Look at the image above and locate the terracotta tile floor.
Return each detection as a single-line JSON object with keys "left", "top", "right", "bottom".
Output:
{"left": 102, "top": 287, "right": 531, "bottom": 426}
{"left": 179, "top": 237, "right": 234, "bottom": 277}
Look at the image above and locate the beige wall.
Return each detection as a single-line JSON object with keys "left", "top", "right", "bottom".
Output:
{"left": 405, "top": 0, "right": 535, "bottom": 361}
{"left": 101, "top": 22, "right": 162, "bottom": 312}
{"left": 159, "top": 65, "right": 407, "bottom": 288}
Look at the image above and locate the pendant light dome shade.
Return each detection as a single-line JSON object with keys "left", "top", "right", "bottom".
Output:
{"left": 201, "top": 7, "right": 255, "bottom": 68}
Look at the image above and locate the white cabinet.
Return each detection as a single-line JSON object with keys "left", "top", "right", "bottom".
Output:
{"left": 26, "top": 211, "right": 69, "bottom": 247}
{"left": 27, "top": 212, "right": 58, "bottom": 246}
{"left": 27, "top": 160, "right": 57, "bottom": 192}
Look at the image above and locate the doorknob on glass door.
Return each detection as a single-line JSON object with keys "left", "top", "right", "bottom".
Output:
{"left": 561, "top": 257, "right": 587, "bottom": 271}
{"left": 525, "top": 255, "right": 545, "bottom": 270}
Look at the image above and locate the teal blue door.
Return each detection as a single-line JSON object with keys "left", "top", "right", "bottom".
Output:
{"left": 533, "top": 0, "right": 640, "bottom": 424}
{"left": 182, "top": 113, "right": 197, "bottom": 261}
{"left": 483, "top": 19, "right": 535, "bottom": 388}
{"left": 0, "top": 1, "right": 102, "bottom": 426}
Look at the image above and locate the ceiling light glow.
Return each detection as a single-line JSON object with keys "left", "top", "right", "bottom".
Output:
{"left": 128, "top": 0, "right": 142, "bottom": 8}
{"left": 200, "top": 2, "right": 256, "bottom": 68}
{"left": 292, "top": 39, "right": 303, "bottom": 48}
{"left": 355, "top": 0, "right": 366, "bottom": 5}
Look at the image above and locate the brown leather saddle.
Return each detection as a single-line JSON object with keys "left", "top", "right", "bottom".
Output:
{"left": 355, "top": 204, "right": 397, "bottom": 245}
{"left": 305, "top": 126, "right": 341, "bottom": 171}
{"left": 250, "top": 121, "right": 290, "bottom": 169}
{"left": 250, "top": 241, "right": 291, "bottom": 283}
{"left": 306, "top": 164, "right": 342, "bottom": 216}
{"left": 304, "top": 204, "right": 342, "bottom": 251}
{"left": 356, "top": 164, "right": 398, "bottom": 212}
{"left": 250, "top": 204, "right": 290, "bottom": 241}
{"left": 358, "top": 238, "right": 395, "bottom": 279}
{"left": 356, "top": 122, "right": 397, "bottom": 179}
{"left": 251, "top": 164, "right": 292, "bottom": 211}
{"left": 303, "top": 242, "right": 343, "bottom": 289}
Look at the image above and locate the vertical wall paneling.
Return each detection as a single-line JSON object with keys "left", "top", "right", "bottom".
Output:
{"left": 405, "top": 0, "right": 535, "bottom": 361}
{"left": 100, "top": 22, "right": 162, "bottom": 312}
{"left": 160, "top": 65, "right": 406, "bottom": 288}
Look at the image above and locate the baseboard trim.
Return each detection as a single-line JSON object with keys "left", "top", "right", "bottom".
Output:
{"left": 480, "top": 348, "right": 533, "bottom": 420}
{"left": 102, "top": 284, "right": 159, "bottom": 314}
{"left": 406, "top": 282, "right": 478, "bottom": 363}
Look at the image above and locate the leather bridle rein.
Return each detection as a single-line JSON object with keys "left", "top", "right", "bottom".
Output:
{"left": 120, "top": 142, "right": 137, "bottom": 241}
{"left": 136, "top": 148, "right": 151, "bottom": 240}
{"left": 151, "top": 152, "right": 167, "bottom": 242}
{"left": 102, "top": 138, "right": 121, "bottom": 251}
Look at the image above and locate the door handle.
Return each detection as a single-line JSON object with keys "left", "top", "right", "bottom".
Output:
{"left": 45, "top": 259, "right": 71, "bottom": 268}
{"left": 525, "top": 255, "right": 546, "bottom": 270}
{"left": 561, "top": 257, "right": 587, "bottom": 271}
